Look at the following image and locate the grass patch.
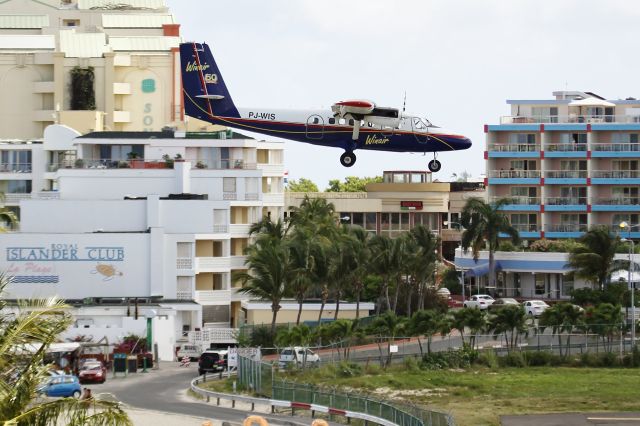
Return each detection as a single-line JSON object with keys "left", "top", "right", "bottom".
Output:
{"left": 289, "top": 364, "right": 640, "bottom": 426}
{"left": 198, "top": 377, "right": 236, "bottom": 393}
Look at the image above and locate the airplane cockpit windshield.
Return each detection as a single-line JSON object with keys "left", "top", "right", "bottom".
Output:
{"left": 412, "top": 117, "right": 433, "bottom": 130}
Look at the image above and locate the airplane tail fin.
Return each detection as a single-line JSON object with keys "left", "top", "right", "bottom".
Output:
{"left": 179, "top": 42, "right": 240, "bottom": 120}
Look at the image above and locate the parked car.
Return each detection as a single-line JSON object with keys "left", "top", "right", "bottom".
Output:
{"left": 463, "top": 294, "right": 495, "bottom": 310}
{"left": 278, "top": 347, "right": 320, "bottom": 369}
{"left": 78, "top": 361, "right": 106, "bottom": 384}
{"left": 198, "top": 349, "right": 228, "bottom": 375}
{"left": 523, "top": 300, "right": 550, "bottom": 317}
{"left": 38, "top": 374, "right": 82, "bottom": 398}
{"left": 177, "top": 344, "right": 203, "bottom": 362}
{"left": 488, "top": 298, "right": 520, "bottom": 311}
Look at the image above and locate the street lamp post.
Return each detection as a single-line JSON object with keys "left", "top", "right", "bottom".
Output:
{"left": 619, "top": 221, "right": 636, "bottom": 348}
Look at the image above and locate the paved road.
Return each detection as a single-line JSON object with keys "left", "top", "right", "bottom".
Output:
{"left": 89, "top": 362, "right": 313, "bottom": 426}
{"left": 501, "top": 412, "right": 640, "bottom": 425}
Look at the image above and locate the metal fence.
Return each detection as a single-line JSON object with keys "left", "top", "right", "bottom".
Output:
{"left": 237, "top": 354, "right": 274, "bottom": 398}
{"left": 272, "top": 380, "right": 455, "bottom": 426}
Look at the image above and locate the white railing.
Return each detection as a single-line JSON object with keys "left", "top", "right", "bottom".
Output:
{"left": 230, "top": 256, "right": 247, "bottom": 269}
{"left": 489, "top": 170, "right": 541, "bottom": 178}
{"left": 512, "top": 224, "right": 539, "bottom": 232}
{"left": 223, "top": 192, "right": 237, "bottom": 200}
{"left": 487, "top": 144, "right": 539, "bottom": 152}
{"left": 195, "top": 257, "right": 231, "bottom": 270}
{"left": 545, "top": 143, "right": 587, "bottom": 152}
{"left": 545, "top": 197, "right": 588, "bottom": 205}
{"left": 195, "top": 290, "right": 231, "bottom": 304}
{"left": 188, "top": 327, "right": 238, "bottom": 345}
{"left": 257, "top": 163, "right": 285, "bottom": 174}
{"left": 500, "top": 114, "right": 640, "bottom": 124}
{"left": 262, "top": 193, "right": 284, "bottom": 204}
{"left": 36, "top": 191, "right": 60, "bottom": 200}
{"left": 593, "top": 197, "right": 640, "bottom": 205}
{"left": 187, "top": 159, "right": 257, "bottom": 170}
{"left": 592, "top": 143, "right": 640, "bottom": 152}
{"left": 229, "top": 224, "right": 251, "bottom": 235}
{"left": 212, "top": 225, "right": 229, "bottom": 233}
{"left": 547, "top": 224, "right": 589, "bottom": 232}
{"left": 176, "top": 257, "right": 193, "bottom": 270}
{"left": 244, "top": 193, "right": 259, "bottom": 201}
{"left": 544, "top": 170, "right": 588, "bottom": 179}
{"left": 592, "top": 170, "right": 640, "bottom": 179}
{"left": 287, "top": 192, "right": 368, "bottom": 199}
{"left": 230, "top": 287, "right": 246, "bottom": 301}
{"left": 492, "top": 196, "right": 540, "bottom": 205}
{"left": 176, "top": 291, "right": 193, "bottom": 300}
{"left": 3, "top": 193, "right": 30, "bottom": 203}
{"left": 0, "top": 163, "right": 32, "bottom": 173}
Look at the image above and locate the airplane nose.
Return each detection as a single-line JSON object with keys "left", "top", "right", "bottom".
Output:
{"left": 461, "top": 137, "right": 472, "bottom": 149}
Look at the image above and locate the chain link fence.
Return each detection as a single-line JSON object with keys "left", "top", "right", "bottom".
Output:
{"left": 237, "top": 354, "right": 274, "bottom": 398}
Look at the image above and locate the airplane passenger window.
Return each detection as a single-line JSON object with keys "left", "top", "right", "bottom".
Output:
{"left": 339, "top": 118, "right": 346, "bottom": 125}
{"left": 348, "top": 119, "right": 354, "bottom": 126}
{"left": 313, "top": 117, "right": 320, "bottom": 124}
{"left": 329, "top": 118, "right": 335, "bottom": 124}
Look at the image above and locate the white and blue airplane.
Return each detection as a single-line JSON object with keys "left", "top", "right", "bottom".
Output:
{"left": 180, "top": 42, "right": 471, "bottom": 171}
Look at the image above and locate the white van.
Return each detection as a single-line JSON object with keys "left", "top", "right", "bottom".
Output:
{"left": 278, "top": 347, "right": 320, "bottom": 369}
{"left": 177, "top": 344, "right": 203, "bottom": 361}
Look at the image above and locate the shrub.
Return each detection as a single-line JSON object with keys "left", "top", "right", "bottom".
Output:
{"left": 476, "top": 350, "right": 499, "bottom": 369}
{"left": 403, "top": 355, "right": 421, "bottom": 373}
{"left": 499, "top": 351, "right": 526, "bottom": 368}
{"left": 336, "top": 361, "right": 362, "bottom": 378}
{"left": 364, "top": 363, "right": 381, "bottom": 375}
{"left": 524, "top": 351, "right": 557, "bottom": 367}
{"left": 421, "top": 347, "right": 477, "bottom": 370}
{"left": 498, "top": 241, "right": 517, "bottom": 252}
{"left": 70, "top": 66, "right": 96, "bottom": 110}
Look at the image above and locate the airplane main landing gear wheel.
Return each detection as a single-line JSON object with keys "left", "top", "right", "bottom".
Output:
{"left": 428, "top": 159, "right": 441, "bottom": 172}
{"left": 340, "top": 152, "right": 357, "bottom": 167}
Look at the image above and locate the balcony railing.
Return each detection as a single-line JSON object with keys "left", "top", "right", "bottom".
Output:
{"left": 245, "top": 193, "right": 259, "bottom": 201}
{"left": 546, "top": 224, "right": 589, "bottom": 232}
{"left": 195, "top": 257, "right": 231, "bottom": 270}
{"left": 545, "top": 197, "right": 588, "bottom": 205}
{"left": 48, "top": 158, "right": 259, "bottom": 171}
{"left": 0, "top": 163, "right": 32, "bottom": 173}
{"left": 593, "top": 197, "right": 640, "bottom": 205}
{"left": 190, "top": 159, "right": 257, "bottom": 170}
{"left": 212, "top": 225, "right": 229, "bottom": 233}
{"left": 487, "top": 144, "right": 539, "bottom": 152}
{"left": 511, "top": 224, "right": 539, "bottom": 232}
{"left": 500, "top": 114, "right": 640, "bottom": 124}
{"left": 544, "top": 170, "right": 588, "bottom": 179}
{"left": 545, "top": 143, "right": 587, "bottom": 152}
{"left": 592, "top": 170, "right": 640, "bottom": 179}
{"left": 489, "top": 170, "right": 541, "bottom": 178}
{"left": 591, "top": 143, "right": 640, "bottom": 152}
{"left": 492, "top": 196, "right": 540, "bottom": 205}
{"left": 195, "top": 290, "right": 231, "bottom": 304}
{"left": 176, "top": 257, "right": 193, "bottom": 270}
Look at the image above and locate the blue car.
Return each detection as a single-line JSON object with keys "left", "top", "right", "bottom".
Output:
{"left": 39, "top": 374, "right": 82, "bottom": 398}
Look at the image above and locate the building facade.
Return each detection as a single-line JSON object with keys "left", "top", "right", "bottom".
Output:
{"left": 0, "top": 125, "right": 286, "bottom": 360}
{"left": 0, "top": 0, "right": 217, "bottom": 140}
{"left": 486, "top": 90, "right": 640, "bottom": 241}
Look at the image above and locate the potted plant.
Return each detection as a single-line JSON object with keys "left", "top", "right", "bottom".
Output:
{"left": 74, "top": 158, "right": 85, "bottom": 169}
{"left": 127, "top": 152, "right": 144, "bottom": 169}
{"left": 117, "top": 160, "right": 130, "bottom": 168}
{"left": 162, "top": 154, "right": 174, "bottom": 169}
{"left": 195, "top": 161, "right": 207, "bottom": 169}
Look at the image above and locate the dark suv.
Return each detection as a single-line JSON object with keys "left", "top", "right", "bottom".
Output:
{"left": 198, "top": 350, "right": 227, "bottom": 375}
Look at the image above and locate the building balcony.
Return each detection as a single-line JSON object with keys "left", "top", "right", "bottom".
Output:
{"left": 262, "top": 193, "right": 284, "bottom": 204}
{"left": 493, "top": 196, "right": 541, "bottom": 211}
{"left": 195, "top": 257, "right": 231, "bottom": 271}
{"left": 591, "top": 143, "right": 640, "bottom": 157}
{"left": 488, "top": 170, "right": 541, "bottom": 185}
{"left": 212, "top": 225, "right": 229, "bottom": 234}
{"left": 544, "top": 143, "right": 588, "bottom": 158}
{"left": 188, "top": 158, "right": 257, "bottom": 170}
{"left": 487, "top": 143, "right": 540, "bottom": 158}
{"left": 544, "top": 197, "right": 588, "bottom": 211}
{"left": 545, "top": 224, "right": 588, "bottom": 238}
{"left": 230, "top": 287, "right": 246, "bottom": 302}
{"left": 500, "top": 114, "right": 639, "bottom": 124}
{"left": 195, "top": 290, "right": 231, "bottom": 304}
{"left": 229, "top": 224, "right": 251, "bottom": 235}
{"left": 176, "top": 289, "right": 194, "bottom": 300}
{"left": 0, "top": 163, "right": 32, "bottom": 173}
{"left": 257, "top": 163, "right": 285, "bottom": 175}
{"left": 591, "top": 170, "right": 640, "bottom": 185}
{"left": 2, "top": 193, "right": 30, "bottom": 204}
{"left": 544, "top": 170, "right": 588, "bottom": 185}
{"left": 230, "top": 256, "right": 247, "bottom": 269}
{"left": 592, "top": 198, "right": 640, "bottom": 212}
{"left": 510, "top": 224, "right": 540, "bottom": 238}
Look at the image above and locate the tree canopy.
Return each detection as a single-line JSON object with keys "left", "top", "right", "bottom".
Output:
{"left": 286, "top": 178, "right": 319, "bottom": 193}
{"left": 326, "top": 176, "right": 382, "bottom": 192}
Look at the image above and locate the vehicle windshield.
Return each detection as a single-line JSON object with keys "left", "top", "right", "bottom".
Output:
{"left": 81, "top": 364, "right": 101, "bottom": 371}
{"left": 532, "top": 301, "right": 546, "bottom": 306}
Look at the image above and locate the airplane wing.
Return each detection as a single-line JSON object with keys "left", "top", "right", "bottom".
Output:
{"left": 331, "top": 100, "right": 375, "bottom": 118}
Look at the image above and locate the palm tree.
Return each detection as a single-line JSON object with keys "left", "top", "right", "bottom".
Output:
{"left": 342, "top": 226, "right": 371, "bottom": 321}
{"left": 369, "top": 311, "right": 406, "bottom": 368}
{"left": 460, "top": 197, "right": 520, "bottom": 289}
{"left": 487, "top": 305, "right": 528, "bottom": 353}
{"left": 236, "top": 235, "right": 291, "bottom": 336}
{"left": 451, "top": 308, "right": 486, "bottom": 349}
{"left": 0, "top": 193, "right": 17, "bottom": 232}
{"left": 568, "top": 225, "right": 624, "bottom": 290}
{"left": 408, "top": 309, "right": 445, "bottom": 355}
{"left": 369, "top": 235, "right": 401, "bottom": 313}
{"left": 408, "top": 225, "right": 439, "bottom": 312}
{"left": 287, "top": 230, "right": 317, "bottom": 325}
{"left": 539, "top": 302, "right": 584, "bottom": 357}
{"left": 0, "top": 274, "right": 131, "bottom": 425}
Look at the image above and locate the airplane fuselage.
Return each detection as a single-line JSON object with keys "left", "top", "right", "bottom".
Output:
{"left": 197, "top": 107, "right": 471, "bottom": 154}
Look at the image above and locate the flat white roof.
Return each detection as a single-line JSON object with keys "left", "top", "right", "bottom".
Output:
{"left": 0, "top": 14, "right": 49, "bottom": 29}
{"left": 109, "top": 35, "right": 179, "bottom": 51}
{"left": 102, "top": 13, "right": 173, "bottom": 28}
{"left": 0, "top": 34, "right": 55, "bottom": 50}
{"left": 59, "top": 30, "right": 109, "bottom": 58}
{"left": 78, "top": 0, "right": 166, "bottom": 10}
{"left": 241, "top": 301, "right": 376, "bottom": 311}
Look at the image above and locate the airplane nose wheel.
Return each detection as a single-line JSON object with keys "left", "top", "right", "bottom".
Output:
{"left": 428, "top": 159, "right": 441, "bottom": 173}
{"left": 340, "top": 152, "right": 357, "bottom": 167}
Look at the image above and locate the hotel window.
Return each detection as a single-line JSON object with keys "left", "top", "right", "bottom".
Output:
{"left": 531, "top": 107, "right": 558, "bottom": 123}
{"left": 535, "top": 274, "right": 546, "bottom": 295}
{"left": 414, "top": 212, "right": 435, "bottom": 230}
{"left": 352, "top": 212, "right": 364, "bottom": 227}
{"left": 508, "top": 134, "right": 536, "bottom": 144}
{"left": 513, "top": 273, "right": 521, "bottom": 297}
{"left": 560, "top": 214, "right": 587, "bottom": 231}
{"left": 613, "top": 214, "right": 640, "bottom": 228}
{"left": 511, "top": 187, "right": 537, "bottom": 200}
{"left": 510, "top": 214, "right": 537, "bottom": 232}
{"left": 612, "top": 187, "right": 639, "bottom": 203}
{"left": 0, "top": 150, "right": 32, "bottom": 172}
{"left": 223, "top": 177, "right": 236, "bottom": 193}
{"left": 561, "top": 275, "right": 574, "bottom": 297}
{"left": 1, "top": 180, "right": 31, "bottom": 194}
{"left": 559, "top": 133, "right": 587, "bottom": 144}
{"left": 613, "top": 160, "right": 638, "bottom": 171}
{"left": 365, "top": 212, "right": 377, "bottom": 232}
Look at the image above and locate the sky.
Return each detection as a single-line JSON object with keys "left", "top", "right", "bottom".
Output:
{"left": 166, "top": 0, "right": 640, "bottom": 189}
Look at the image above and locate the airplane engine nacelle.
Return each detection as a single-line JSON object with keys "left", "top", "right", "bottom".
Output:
{"left": 331, "top": 100, "right": 375, "bottom": 118}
